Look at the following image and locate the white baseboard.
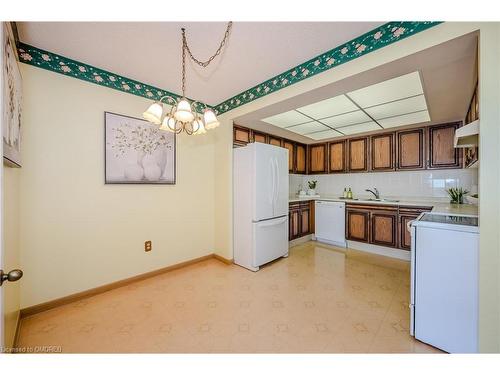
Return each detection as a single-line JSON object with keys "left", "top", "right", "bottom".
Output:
{"left": 346, "top": 240, "right": 411, "bottom": 261}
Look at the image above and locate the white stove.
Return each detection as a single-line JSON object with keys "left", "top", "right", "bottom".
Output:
{"left": 410, "top": 212, "right": 479, "bottom": 353}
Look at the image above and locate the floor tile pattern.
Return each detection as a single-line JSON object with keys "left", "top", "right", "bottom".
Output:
{"left": 17, "top": 242, "right": 441, "bottom": 353}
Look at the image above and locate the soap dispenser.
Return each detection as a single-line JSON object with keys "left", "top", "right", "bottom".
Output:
{"left": 347, "top": 187, "right": 353, "bottom": 199}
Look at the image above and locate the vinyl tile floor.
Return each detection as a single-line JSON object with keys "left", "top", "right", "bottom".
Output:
{"left": 16, "top": 241, "right": 442, "bottom": 353}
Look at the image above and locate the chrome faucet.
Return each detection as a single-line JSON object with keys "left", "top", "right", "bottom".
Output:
{"left": 365, "top": 188, "right": 380, "bottom": 199}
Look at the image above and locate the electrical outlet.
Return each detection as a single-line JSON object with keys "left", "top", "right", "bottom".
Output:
{"left": 145, "top": 241, "right": 152, "bottom": 252}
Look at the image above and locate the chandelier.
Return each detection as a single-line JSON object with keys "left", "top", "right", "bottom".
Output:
{"left": 142, "top": 22, "right": 233, "bottom": 135}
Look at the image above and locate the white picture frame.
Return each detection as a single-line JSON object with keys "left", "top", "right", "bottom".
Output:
{"left": 105, "top": 111, "right": 176, "bottom": 184}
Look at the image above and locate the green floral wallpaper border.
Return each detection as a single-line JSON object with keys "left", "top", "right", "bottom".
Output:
{"left": 17, "top": 21, "right": 441, "bottom": 116}
{"left": 16, "top": 42, "right": 209, "bottom": 112}
{"left": 214, "top": 21, "right": 441, "bottom": 114}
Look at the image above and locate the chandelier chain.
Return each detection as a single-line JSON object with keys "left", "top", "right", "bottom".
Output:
{"left": 182, "top": 22, "right": 233, "bottom": 68}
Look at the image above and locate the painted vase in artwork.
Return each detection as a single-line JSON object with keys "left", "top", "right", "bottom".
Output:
{"left": 142, "top": 154, "right": 161, "bottom": 181}
{"left": 124, "top": 162, "right": 144, "bottom": 180}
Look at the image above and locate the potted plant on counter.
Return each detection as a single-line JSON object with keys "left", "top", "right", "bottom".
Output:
{"left": 446, "top": 187, "right": 469, "bottom": 204}
{"left": 307, "top": 180, "right": 318, "bottom": 196}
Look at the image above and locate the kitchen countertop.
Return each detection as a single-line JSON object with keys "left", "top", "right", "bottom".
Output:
{"left": 289, "top": 195, "right": 478, "bottom": 216}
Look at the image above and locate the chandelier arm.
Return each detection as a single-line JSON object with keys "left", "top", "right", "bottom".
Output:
{"left": 182, "top": 22, "right": 232, "bottom": 68}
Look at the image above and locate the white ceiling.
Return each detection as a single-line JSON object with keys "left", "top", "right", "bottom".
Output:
{"left": 17, "top": 22, "right": 384, "bottom": 106}
{"left": 235, "top": 32, "right": 478, "bottom": 144}
{"left": 261, "top": 72, "right": 431, "bottom": 140}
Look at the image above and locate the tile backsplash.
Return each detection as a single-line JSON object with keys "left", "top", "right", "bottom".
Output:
{"left": 290, "top": 169, "right": 478, "bottom": 199}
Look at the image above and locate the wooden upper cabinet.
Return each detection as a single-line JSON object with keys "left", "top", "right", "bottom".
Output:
{"left": 309, "top": 143, "right": 327, "bottom": 173}
{"left": 283, "top": 140, "right": 295, "bottom": 173}
{"left": 252, "top": 131, "right": 268, "bottom": 143}
{"left": 428, "top": 123, "right": 461, "bottom": 169}
{"left": 328, "top": 141, "right": 346, "bottom": 173}
{"left": 269, "top": 136, "right": 282, "bottom": 147}
{"left": 346, "top": 209, "right": 370, "bottom": 242}
{"left": 233, "top": 126, "right": 251, "bottom": 146}
{"left": 295, "top": 143, "right": 307, "bottom": 174}
{"left": 370, "top": 210, "right": 398, "bottom": 248}
{"left": 396, "top": 128, "right": 424, "bottom": 170}
{"left": 371, "top": 133, "right": 395, "bottom": 171}
{"left": 348, "top": 137, "right": 368, "bottom": 172}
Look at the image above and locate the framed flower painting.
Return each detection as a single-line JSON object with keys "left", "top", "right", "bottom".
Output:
{"left": 2, "top": 22, "right": 23, "bottom": 168}
{"left": 104, "top": 112, "right": 176, "bottom": 184}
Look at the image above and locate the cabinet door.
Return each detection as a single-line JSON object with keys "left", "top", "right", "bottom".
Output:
{"left": 371, "top": 133, "right": 395, "bottom": 171}
{"left": 283, "top": 141, "right": 295, "bottom": 173}
{"left": 399, "top": 214, "right": 419, "bottom": 250}
{"left": 370, "top": 210, "right": 398, "bottom": 248}
{"left": 346, "top": 209, "right": 370, "bottom": 242}
{"left": 348, "top": 137, "right": 368, "bottom": 172}
{"left": 300, "top": 206, "right": 310, "bottom": 236}
{"left": 289, "top": 207, "right": 301, "bottom": 240}
{"left": 328, "top": 141, "right": 346, "bottom": 173}
{"left": 396, "top": 128, "right": 424, "bottom": 170}
{"left": 309, "top": 143, "right": 327, "bottom": 173}
{"left": 269, "top": 136, "right": 282, "bottom": 147}
{"left": 252, "top": 131, "right": 268, "bottom": 143}
{"left": 234, "top": 126, "right": 251, "bottom": 146}
{"left": 428, "top": 123, "right": 461, "bottom": 169}
{"left": 295, "top": 143, "right": 307, "bottom": 174}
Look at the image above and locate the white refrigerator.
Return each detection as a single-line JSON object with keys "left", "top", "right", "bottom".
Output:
{"left": 233, "top": 142, "right": 289, "bottom": 271}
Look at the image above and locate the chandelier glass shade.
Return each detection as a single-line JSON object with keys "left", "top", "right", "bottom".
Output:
{"left": 142, "top": 22, "right": 232, "bottom": 135}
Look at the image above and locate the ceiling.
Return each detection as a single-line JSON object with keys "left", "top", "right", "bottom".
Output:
{"left": 17, "top": 22, "right": 384, "bottom": 106}
{"left": 235, "top": 32, "right": 478, "bottom": 144}
{"left": 262, "top": 72, "right": 430, "bottom": 140}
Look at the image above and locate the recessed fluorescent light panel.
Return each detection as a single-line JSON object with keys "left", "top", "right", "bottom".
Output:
{"left": 261, "top": 71, "right": 430, "bottom": 140}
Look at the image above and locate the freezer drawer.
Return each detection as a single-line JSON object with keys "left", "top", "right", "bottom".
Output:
{"left": 253, "top": 216, "right": 288, "bottom": 267}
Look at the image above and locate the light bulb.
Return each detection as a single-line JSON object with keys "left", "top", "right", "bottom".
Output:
{"left": 160, "top": 115, "right": 176, "bottom": 132}
{"left": 203, "top": 109, "right": 220, "bottom": 130}
{"left": 142, "top": 102, "right": 163, "bottom": 125}
{"left": 174, "top": 98, "right": 194, "bottom": 122}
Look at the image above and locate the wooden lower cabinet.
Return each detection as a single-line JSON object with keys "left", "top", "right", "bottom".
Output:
{"left": 398, "top": 206, "right": 432, "bottom": 250}
{"left": 346, "top": 208, "right": 370, "bottom": 242}
{"left": 370, "top": 209, "right": 398, "bottom": 248}
{"left": 346, "top": 204, "right": 431, "bottom": 250}
{"left": 289, "top": 201, "right": 314, "bottom": 240}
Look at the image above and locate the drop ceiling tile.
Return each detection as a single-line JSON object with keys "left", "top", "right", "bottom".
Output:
{"left": 378, "top": 110, "right": 431, "bottom": 128}
{"left": 287, "top": 121, "right": 329, "bottom": 135}
{"left": 347, "top": 71, "right": 424, "bottom": 108}
{"left": 296, "top": 94, "right": 358, "bottom": 119}
{"left": 338, "top": 121, "right": 381, "bottom": 135}
{"left": 320, "top": 110, "right": 371, "bottom": 128}
{"left": 262, "top": 110, "right": 311, "bottom": 128}
{"left": 306, "top": 129, "right": 343, "bottom": 140}
{"left": 365, "top": 94, "right": 428, "bottom": 120}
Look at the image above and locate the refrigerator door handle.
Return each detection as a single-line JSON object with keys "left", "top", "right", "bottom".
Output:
{"left": 256, "top": 216, "right": 287, "bottom": 227}
{"left": 269, "top": 159, "right": 275, "bottom": 206}
{"left": 274, "top": 157, "right": 279, "bottom": 208}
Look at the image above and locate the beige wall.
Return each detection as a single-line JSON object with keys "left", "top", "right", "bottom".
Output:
{"left": 214, "top": 22, "right": 500, "bottom": 352}
{"left": 2, "top": 167, "right": 20, "bottom": 348}
{"left": 478, "top": 23, "right": 500, "bottom": 353}
{"left": 19, "top": 65, "right": 215, "bottom": 308}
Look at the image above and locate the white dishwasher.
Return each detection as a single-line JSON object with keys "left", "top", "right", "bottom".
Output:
{"left": 314, "top": 201, "right": 346, "bottom": 247}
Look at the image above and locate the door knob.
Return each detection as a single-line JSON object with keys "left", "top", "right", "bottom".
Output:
{"left": 0, "top": 269, "right": 23, "bottom": 286}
